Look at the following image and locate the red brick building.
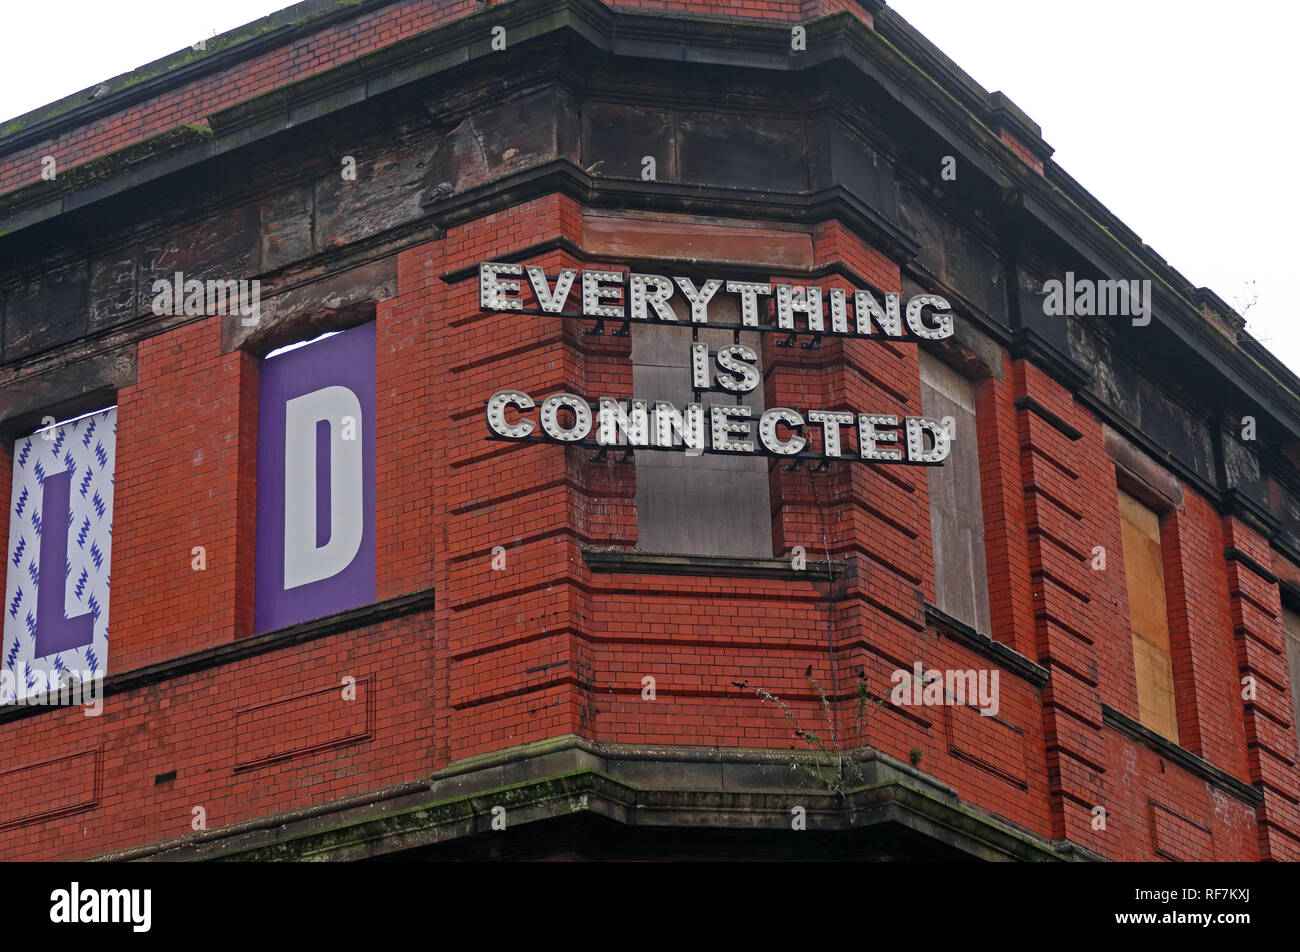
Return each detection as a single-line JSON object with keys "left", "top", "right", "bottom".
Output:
{"left": 0, "top": 0, "right": 1297, "bottom": 861}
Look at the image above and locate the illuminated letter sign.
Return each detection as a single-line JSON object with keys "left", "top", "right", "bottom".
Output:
{"left": 255, "top": 323, "right": 375, "bottom": 632}
{"left": 2, "top": 408, "right": 116, "bottom": 702}
{"left": 478, "top": 262, "right": 956, "bottom": 465}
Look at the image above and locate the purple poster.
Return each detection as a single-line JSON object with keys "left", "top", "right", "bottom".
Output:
{"left": 255, "top": 323, "right": 376, "bottom": 632}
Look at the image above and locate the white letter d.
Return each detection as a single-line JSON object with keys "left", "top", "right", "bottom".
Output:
{"left": 284, "top": 386, "right": 364, "bottom": 589}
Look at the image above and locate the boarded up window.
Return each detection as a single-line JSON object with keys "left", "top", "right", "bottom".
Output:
{"left": 631, "top": 293, "right": 772, "bottom": 557}
{"left": 1283, "top": 607, "right": 1300, "bottom": 753}
{"left": 1118, "top": 490, "right": 1178, "bottom": 742}
{"left": 920, "top": 352, "right": 991, "bottom": 634}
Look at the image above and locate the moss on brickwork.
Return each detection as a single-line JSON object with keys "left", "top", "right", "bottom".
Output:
{"left": 217, "top": 770, "right": 607, "bottom": 862}
{"left": 0, "top": 0, "right": 353, "bottom": 144}
{"left": 0, "top": 123, "right": 214, "bottom": 208}
{"left": 184, "top": 746, "right": 1079, "bottom": 862}
{"left": 0, "top": 95, "right": 80, "bottom": 140}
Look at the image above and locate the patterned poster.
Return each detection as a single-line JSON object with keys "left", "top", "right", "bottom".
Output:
{"left": 2, "top": 408, "right": 116, "bottom": 703}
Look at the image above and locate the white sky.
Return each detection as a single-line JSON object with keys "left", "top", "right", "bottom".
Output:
{"left": 1, "top": 1, "right": 1295, "bottom": 374}
{"left": 888, "top": 0, "right": 1298, "bottom": 373}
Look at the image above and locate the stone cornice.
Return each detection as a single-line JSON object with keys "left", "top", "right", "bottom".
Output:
{"left": 584, "top": 547, "right": 846, "bottom": 580}
{"left": 94, "top": 734, "right": 1096, "bottom": 861}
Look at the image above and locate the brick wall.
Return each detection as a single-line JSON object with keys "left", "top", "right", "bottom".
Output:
{"left": 0, "top": 192, "right": 1286, "bottom": 858}
{"left": 0, "top": 0, "right": 1294, "bottom": 862}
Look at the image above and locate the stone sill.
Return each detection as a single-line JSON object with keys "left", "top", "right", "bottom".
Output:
{"left": 1101, "top": 704, "right": 1262, "bottom": 806}
{"left": 924, "top": 603, "right": 1050, "bottom": 687}
{"left": 583, "top": 547, "right": 846, "bottom": 581}
{"left": 0, "top": 587, "right": 437, "bottom": 725}
{"left": 109, "top": 734, "right": 1090, "bottom": 862}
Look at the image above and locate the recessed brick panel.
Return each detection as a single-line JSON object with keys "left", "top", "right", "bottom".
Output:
{"left": 1150, "top": 800, "right": 1214, "bottom": 862}
{"left": 233, "top": 679, "right": 371, "bottom": 772}
{"left": 0, "top": 748, "right": 99, "bottom": 831}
